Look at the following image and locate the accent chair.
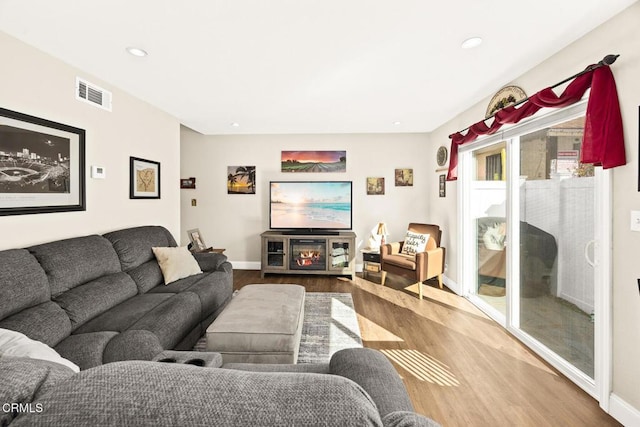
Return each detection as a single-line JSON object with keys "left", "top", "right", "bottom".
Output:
{"left": 380, "top": 223, "right": 445, "bottom": 299}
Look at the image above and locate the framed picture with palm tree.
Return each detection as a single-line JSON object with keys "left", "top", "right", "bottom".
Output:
{"left": 227, "top": 166, "right": 256, "bottom": 194}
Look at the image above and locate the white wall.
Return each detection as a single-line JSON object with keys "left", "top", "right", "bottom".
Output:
{"left": 427, "top": 2, "right": 640, "bottom": 419}
{"left": 0, "top": 32, "right": 181, "bottom": 249}
{"left": 180, "top": 128, "right": 431, "bottom": 268}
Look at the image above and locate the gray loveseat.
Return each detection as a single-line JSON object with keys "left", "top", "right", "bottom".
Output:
{"left": 1, "top": 348, "right": 440, "bottom": 426}
{"left": 0, "top": 225, "right": 233, "bottom": 369}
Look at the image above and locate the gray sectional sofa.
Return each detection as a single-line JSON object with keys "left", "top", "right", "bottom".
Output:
{"left": 0, "top": 225, "right": 233, "bottom": 369}
{"left": 1, "top": 348, "right": 440, "bottom": 426}
{"left": 1, "top": 225, "right": 441, "bottom": 426}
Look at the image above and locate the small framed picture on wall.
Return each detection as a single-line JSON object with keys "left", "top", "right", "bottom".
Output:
{"left": 395, "top": 168, "right": 413, "bottom": 186}
{"left": 130, "top": 157, "right": 160, "bottom": 199}
{"left": 366, "top": 177, "right": 385, "bottom": 195}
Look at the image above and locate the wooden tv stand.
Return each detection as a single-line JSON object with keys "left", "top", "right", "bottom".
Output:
{"left": 260, "top": 231, "right": 356, "bottom": 280}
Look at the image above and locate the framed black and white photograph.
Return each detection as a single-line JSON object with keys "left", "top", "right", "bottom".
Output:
{"left": 130, "top": 156, "right": 160, "bottom": 199}
{"left": 0, "top": 107, "right": 85, "bottom": 216}
{"left": 439, "top": 174, "right": 446, "bottom": 197}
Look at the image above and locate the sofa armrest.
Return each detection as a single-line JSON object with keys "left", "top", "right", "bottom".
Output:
{"left": 102, "top": 330, "right": 163, "bottom": 363}
{"left": 329, "top": 348, "right": 414, "bottom": 418}
{"left": 222, "top": 362, "right": 330, "bottom": 374}
{"left": 381, "top": 242, "right": 403, "bottom": 256}
{"left": 192, "top": 252, "right": 228, "bottom": 272}
{"left": 416, "top": 247, "right": 444, "bottom": 278}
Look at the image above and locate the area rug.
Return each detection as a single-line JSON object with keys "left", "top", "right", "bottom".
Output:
{"left": 297, "top": 292, "right": 363, "bottom": 363}
{"left": 194, "top": 292, "right": 362, "bottom": 364}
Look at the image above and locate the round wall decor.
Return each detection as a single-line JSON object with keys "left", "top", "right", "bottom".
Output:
{"left": 485, "top": 85, "right": 527, "bottom": 118}
{"left": 436, "top": 145, "right": 448, "bottom": 167}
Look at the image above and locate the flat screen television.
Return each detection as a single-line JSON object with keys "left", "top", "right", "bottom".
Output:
{"left": 269, "top": 181, "right": 352, "bottom": 234}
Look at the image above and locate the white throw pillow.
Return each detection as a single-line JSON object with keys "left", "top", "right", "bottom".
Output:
{"left": 400, "top": 231, "right": 430, "bottom": 255}
{"left": 0, "top": 328, "right": 80, "bottom": 372}
{"left": 483, "top": 224, "right": 506, "bottom": 251}
{"left": 152, "top": 246, "right": 203, "bottom": 284}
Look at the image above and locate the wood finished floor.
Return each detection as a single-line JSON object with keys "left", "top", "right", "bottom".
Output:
{"left": 233, "top": 269, "right": 621, "bottom": 427}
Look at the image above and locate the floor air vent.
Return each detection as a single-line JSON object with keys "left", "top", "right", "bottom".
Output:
{"left": 76, "top": 77, "right": 112, "bottom": 111}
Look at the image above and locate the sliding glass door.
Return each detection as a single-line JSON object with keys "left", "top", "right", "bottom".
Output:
{"left": 460, "top": 101, "right": 610, "bottom": 401}
{"left": 466, "top": 141, "right": 508, "bottom": 322}
{"left": 517, "top": 116, "right": 595, "bottom": 378}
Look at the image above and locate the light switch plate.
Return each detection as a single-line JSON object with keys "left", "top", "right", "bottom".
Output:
{"left": 631, "top": 210, "right": 640, "bottom": 231}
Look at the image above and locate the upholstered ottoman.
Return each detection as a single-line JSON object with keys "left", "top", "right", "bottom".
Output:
{"left": 206, "top": 284, "right": 305, "bottom": 364}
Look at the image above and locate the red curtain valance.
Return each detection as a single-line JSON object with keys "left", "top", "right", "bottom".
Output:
{"left": 446, "top": 65, "right": 625, "bottom": 181}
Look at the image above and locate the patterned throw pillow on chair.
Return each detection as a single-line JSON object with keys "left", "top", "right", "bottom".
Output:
{"left": 401, "top": 231, "right": 430, "bottom": 255}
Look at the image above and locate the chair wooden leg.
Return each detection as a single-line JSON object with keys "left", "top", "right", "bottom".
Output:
{"left": 438, "top": 274, "right": 443, "bottom": 289}
{"left": 417, "top": 282, "right": 423, "bottom": 300}
{"left": 381, "top": 271, "right": 387, "bottom": 286}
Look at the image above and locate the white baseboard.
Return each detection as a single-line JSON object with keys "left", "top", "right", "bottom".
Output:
{"left": 609, "top": 393, "right": 640, "bottom": 426}
{"left": 230, "top": 261, "right": 260, "bottom": 270}
{"left": 443, "top": 275, "right": 461, "bottom": 295}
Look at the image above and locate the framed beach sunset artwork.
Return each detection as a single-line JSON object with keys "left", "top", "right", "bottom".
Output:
{"left": 281, "top": 150, "right": 346, "bottom": 173}
{"left": 227, "top": 166, "right": 256, "bottom": 194}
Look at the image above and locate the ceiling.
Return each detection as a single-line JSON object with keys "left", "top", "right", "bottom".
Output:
{"left": 0, "top": 0, "right": 635, "bottom": 135}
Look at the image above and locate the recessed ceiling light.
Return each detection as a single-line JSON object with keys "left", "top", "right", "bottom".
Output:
{"left": 393, "top": 121, "right": 402, "bottom": 126}
{"left": 231, "top": 122, "right": 240, "bottom": 127}
{"left": 461, "top": 37, "right": 483, "bottom": 49}
{"left": 126, "top": 47, "right": 148, "bottom": 57}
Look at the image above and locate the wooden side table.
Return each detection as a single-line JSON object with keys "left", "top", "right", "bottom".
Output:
{"left": 361, "top": 249, "right": 381, "bottom": 280}
{"left": 192, "top": 247, "right": 225, "bottom": 254}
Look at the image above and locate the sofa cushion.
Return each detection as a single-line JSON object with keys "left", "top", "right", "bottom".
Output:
{"left": 104, "top": 225, "right": 177, "bottom": 271}
{"left": 53, "top": 272, "right": 138, "bottom": 330}
{"left": 128, "top": 292, "right": 202, "bottom": 349}
{"left": 10, "top": 361, "right": 383, "bottom": 427}
{"left": 0, "top": 356, "right": 75, "bottom": 427}
{"left": 0, "top": 328, "right": 79, "bottom": 372}
{"left": 28, "top": 235, "right": 122, "bottom": 297}
{"left": 0, "top": 302, "right": 71, "bottom": 347}
{"left": 148, "top": 270, "right": 233, "bottom": 319}
{"left": 73, "top": 294, "right": 174, "bottom": 334}
{"left": 0, "top": 249, "right": 50, "bottom": 321}
{"left": 55, "top": 332, "right": 119, "bottom": 370}
{"left": 383, "top": 253, "right": 417, "bottom": 270}
{"left": 125, "top": 259, "right": 165, "bottom": 293}
{"left": 74, "top": 292, "right": 200, "bottom": 351}
{"left": 152, "top": 246, "right": 202, "bottom": 284}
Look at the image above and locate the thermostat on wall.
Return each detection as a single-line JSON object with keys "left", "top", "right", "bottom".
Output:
{"left": 91, "top": 165, "right": 106, "bottom": 179}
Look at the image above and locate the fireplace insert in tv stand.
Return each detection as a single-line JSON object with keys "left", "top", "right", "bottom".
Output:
{"left": 261, "top": 230, "right": 356, "bottom": 280}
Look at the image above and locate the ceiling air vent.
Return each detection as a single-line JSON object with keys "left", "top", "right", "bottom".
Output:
{"left": 76, "top": 77, "right": 112, "bottom": 111}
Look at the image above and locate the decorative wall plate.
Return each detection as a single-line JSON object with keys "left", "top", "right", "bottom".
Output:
{"left": 485, "top": 85, "right": 527, "bottom": 118}
{"left": 436, "top": 145, "right": 448, "bottom": 167}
